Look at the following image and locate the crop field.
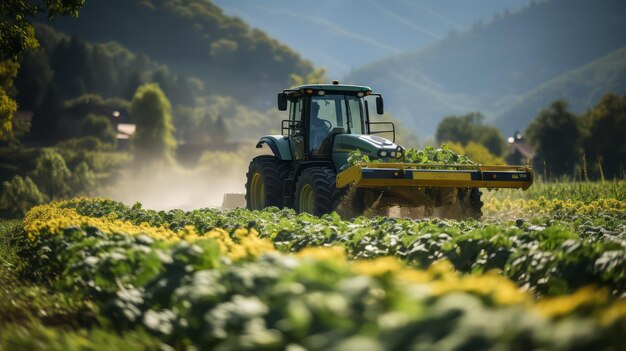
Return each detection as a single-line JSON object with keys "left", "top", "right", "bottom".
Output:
{"left": 1, "top": 181, "right": 625, "bottom": 350}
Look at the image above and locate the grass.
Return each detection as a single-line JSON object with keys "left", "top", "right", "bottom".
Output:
{"left": 486, "top": 179, "right": 626, "bottom": 202}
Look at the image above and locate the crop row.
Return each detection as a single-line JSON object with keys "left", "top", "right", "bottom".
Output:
{"left": 39, "top": 197, "right": 626, "bottom": 297}
{"left": 14, "top": 200, "right": 626, "bottom": 350}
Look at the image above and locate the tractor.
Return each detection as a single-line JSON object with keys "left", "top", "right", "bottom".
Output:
{"left": 245, "top": 81, "right": 533, "bottom": 217}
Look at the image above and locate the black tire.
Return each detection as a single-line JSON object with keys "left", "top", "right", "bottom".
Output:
{"left": 294, "top": 167, "right": 341, "bottom": 216}
{"left": 245, "top": 156, "right": 290, "bottom": 210}
{"left": 457, "top": 188, "right": 483, "bottom": 219}
{"left": 465, "top": 188, "right": 483, "bottom": 218}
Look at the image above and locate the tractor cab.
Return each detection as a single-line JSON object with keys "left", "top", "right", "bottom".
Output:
{"left": 277, "top": 82, "right": 392, "bottom": 166}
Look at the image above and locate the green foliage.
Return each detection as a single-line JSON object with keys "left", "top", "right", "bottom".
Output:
{"left": 0, "top": 176, "right": 45, "bottom": 217}
{"left": 41, "top": 0, "right": 315, "bottom": 104}
{"left": 29, "top": 84, "right": 63, "bottom": 140}
{"left": 130, "top": 83, "right": 176, "bottom": 167}
{"left": 56, "top": 136, "right": 106, "bottom": 153}
{"left": 15, "top": 24, "right": 200, "bottom": 121}
{"left": 494, "top": 47, "right": 626, "bottom": 132}
{"left": 289, "top": 67, "right": 328, "bottom": 87}
{"left": 526, "top": 100, "right": 581, "bottom": 178}
{"left": 209, "top": 115, "right": 228, "bottom": 144}
{"left": 11, "top": 195, "right": 626, "bottom": 349}
{"left": 436, "top": 112, "right": 507, "bottom": 156}
{"left": 82, "top": 114, "right": 116, "bottom": 146}
{"left": 402, "top": 145, "right": 474, "bottom": 164}
{"left": 0, "top": 323, "right": 163, "bottom": 351}
{"left": 0, "top": 59, "right": 19, "bottom": 139}
{"left": 375, "top": 111, "right": 420, "bottom": 147}
{"left": 0, "top": 219, "right": 161, "bottom": 350}
{"left": 0, "top": 0, "right": 84, "bottom": 60}
{"left": 346, "top": 149, "right": 371, "bottom": 166}
{"left": 446, "top": 141, "right": 505, "bottom": 165}
{"left": 29, "top": 150, "right": 71, "bottom": 199}
{"left": 175, "top": 95, "right": 282, "bottom": 142}
{"left": 0, "top": 1, "right": 84, "bottom": 139}
{"left": 580, "top": 93, "right": 626, "bottom": 179}
{"left": 489, "top": 179, "right": 626, "bottom": 202}
{"left": 62, "top": 196, "right": 626, "bottom": 298}
{"left": 348, "top": 145, "right": 474, "bottom": 167}
{"left": 70, "top": 162, "right": 96, "bottom": 195}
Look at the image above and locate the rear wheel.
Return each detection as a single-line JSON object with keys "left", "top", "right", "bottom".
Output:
{"left": 245, "top": 156, "right": 289, "bottom": 210}
{"left": 458, "top": 187, "right": 483, "bottom": 219}
{"left": 294, "top": 167, "right": 341, "bottom": 216}
{"left": 468, "top": 188, "right": 483, "bottom": 218}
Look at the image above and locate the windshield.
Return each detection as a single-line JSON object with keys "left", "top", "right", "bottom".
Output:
{"left": 309, "top": 94, "right": 365, "bottom": 153}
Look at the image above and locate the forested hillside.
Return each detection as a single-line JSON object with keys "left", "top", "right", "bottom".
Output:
{"left": 493, "top": 47, "right": 626, "bottom": 132}
{"left": 16, "top": 24, "right": 194, "bottom": 112}
{"left": 346, "top": 0, "right": 626, "bottom": 136}
{"left": 49, "top": 0, "right": 315, "bottom": 106}
{"left": 14, "top": 24, "right": 282, "bottom": 145}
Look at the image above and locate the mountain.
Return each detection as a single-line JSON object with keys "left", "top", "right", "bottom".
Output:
{"left": 345, "top": 0, "right": 626, "bottom": 136}
{"left": 212, "top": 0, "right": 532, "bottom": 77}
{"left": 493, "top": 47, "right": 626, "bottom": 132}
{"left": 48, "top": 0, "right": 315, "bottom": 107}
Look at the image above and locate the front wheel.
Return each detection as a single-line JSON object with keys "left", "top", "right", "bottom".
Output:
{"left": 294, "top": 167, "right": 341, "bottom": 216}
{"left": 245, "top": 156, "right": 289, "bottom": 210}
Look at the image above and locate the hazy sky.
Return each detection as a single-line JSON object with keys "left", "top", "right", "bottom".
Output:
{"left": 213, "top": 0, "right": 533, "bottom": 76}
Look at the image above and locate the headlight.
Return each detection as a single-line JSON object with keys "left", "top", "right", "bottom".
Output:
{"left": 378, "top": 150, "right": 388, "bottom": 157}
{"left": 396, "top": 146, "right": 404, "bottom": 159}
{"left": 389, "top": 151, "right": 396, "bottom": 158}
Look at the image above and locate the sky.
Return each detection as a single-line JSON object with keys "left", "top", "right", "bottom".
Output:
{"left": 213, "top": 0, "right": 533, "bottom": 77}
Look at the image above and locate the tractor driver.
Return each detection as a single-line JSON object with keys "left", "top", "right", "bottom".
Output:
{"left": 310, "top": 101, "right": 332, "bottom": 153}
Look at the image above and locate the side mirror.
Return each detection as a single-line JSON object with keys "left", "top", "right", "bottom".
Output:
{"left": 277, "top": 93, "right": 288, "bottom": 111}
{"left": 376, "top": 96, "right": 384, "bottom": 115}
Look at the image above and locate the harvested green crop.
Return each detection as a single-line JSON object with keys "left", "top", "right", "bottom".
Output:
{"left": 348, "top": 145, "right": 475, "bottom": 166}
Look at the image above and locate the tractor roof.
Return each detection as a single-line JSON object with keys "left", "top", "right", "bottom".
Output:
{"left": 290, "top": 83, "right": 372, "bottom": 93}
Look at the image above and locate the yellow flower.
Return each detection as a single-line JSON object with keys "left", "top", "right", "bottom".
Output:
{"left": 296, "top": 246, "right": 347, "bottom": 261}
{"left": 351, "top": 256, "right": 403, "bottom": 276}
{"left": 23, "top": 200, "right": 276, "bottom": 261}
{"left": 534, "top": 286, "right": 608, "bottom": 318}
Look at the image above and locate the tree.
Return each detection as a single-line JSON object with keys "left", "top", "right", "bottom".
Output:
{"left": 525, "top": 100, "right": 581, "bottom": 178}
{"left": 82, "top": 114, "right": 116, "bottom": 146}
{"left": 445, "top": 141, "right": 505, "bottom": 165}
{"left": 209, "top": 114, "right": 229, "bottom": 144}
{"left": 0, "top": 0, "right": 84, "bottom": 60}
{"left": 0, "top": 0, "right": 84, "bottom": 138}
{"left": 14, "top": 49, "right": 53, "bottom": 110}
{"left": 0, "top": 60, "right": 19, "bottom": 138}
{"left": 289, "top": 67, "right": 328, "bottom": 87}
{"left": 580, "top": 93, "right": 626, "bottom": 179}
{"left": 435, "top": 112, "right": 506, "bottom": 156}
{"left": 124, "top": 71, "right": 144, "bottom": 100}
{"left": 0, "top": 175, "right": 46, "bottom": 217}
{"left": 30, "top": 83, "right": 63, "bottom": 140}
{"left": 29, "top": 150, "right": 71, "bottom": 200}
{"left": 130, "top": 83, "right": 176, "bottom": 167}
{"left": 71, "top": 161, "right": 96, "bottom": 194}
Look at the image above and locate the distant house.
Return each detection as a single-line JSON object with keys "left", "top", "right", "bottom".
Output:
{"left": 506, "top": 131, "right": 534, "bottom": 165}
{"left": 61, "top": 95, "right": 132, "bottom": 146}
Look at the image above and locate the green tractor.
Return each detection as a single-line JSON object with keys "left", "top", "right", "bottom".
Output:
{"left": 245, "top": 81, "right": 533, "bottom": 217}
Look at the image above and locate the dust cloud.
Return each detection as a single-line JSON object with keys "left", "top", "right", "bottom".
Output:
{"left": 98, "top": 146, "right": 269, "bottom": 211}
